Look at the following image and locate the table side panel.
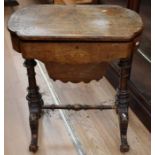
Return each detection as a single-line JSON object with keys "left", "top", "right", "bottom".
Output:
{"left": 20, "top": 41, "right": 134, "bottom": 64}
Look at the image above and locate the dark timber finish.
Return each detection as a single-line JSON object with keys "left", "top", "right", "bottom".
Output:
{"left": 24, "top": 59, "right": 43, "bottom": 153}
{"left": 117, "top": 58, "right": 131, "bottom": 152}
{"left": 8, "top": 5, "right": 143, "bottom": 153}
{"left": 42, "top": 104, "right": 116, "bottom": 110}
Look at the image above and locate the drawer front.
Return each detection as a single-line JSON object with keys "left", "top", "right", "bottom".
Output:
{"left": 20, "top": 42, "right": 134, "bottom": 64}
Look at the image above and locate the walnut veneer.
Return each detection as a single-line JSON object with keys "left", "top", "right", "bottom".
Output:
{"left": 8, "top": 5, "right": 143, "bottom": 153}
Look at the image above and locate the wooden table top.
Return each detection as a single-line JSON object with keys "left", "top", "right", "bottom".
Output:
{"left": 8, "top": 5, "right": 143, "bottom": 42}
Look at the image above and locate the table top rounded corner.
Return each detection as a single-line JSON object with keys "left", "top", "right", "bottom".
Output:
{"left": 8, "top": 4, "right": 143, "bottom": 42}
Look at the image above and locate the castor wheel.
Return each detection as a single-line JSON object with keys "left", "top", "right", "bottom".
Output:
{"left": 120, "top": 144, "right": 129, "bottom": 152}
{"left": 29, "top": 144, "right": 38, "bottom": 153}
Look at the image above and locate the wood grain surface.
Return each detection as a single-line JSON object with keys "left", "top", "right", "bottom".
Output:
{"left": 8, "top": 5, "right": 143, "bottom": 41}
{"left": 8, "top": 4, "right": 142, "bottom": 82}
{"left": 20, "top": 42, "right": 133, "bottom": 63}
{"left": 5, "top": 0, "right": 150, "bottom": 154}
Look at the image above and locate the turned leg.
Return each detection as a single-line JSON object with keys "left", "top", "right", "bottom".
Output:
{"left": 115, "top": 89, "right": 119, "bottom": 114}
{"left": 117, "top": 58, "right": 131, "bottom": 152}
{"left": 24, "top": 59, "right": 44, "bottom": 153}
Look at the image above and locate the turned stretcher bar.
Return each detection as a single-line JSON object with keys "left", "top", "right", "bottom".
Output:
{"left": 42, "top": 104, "right": 116, "bottom": 110}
